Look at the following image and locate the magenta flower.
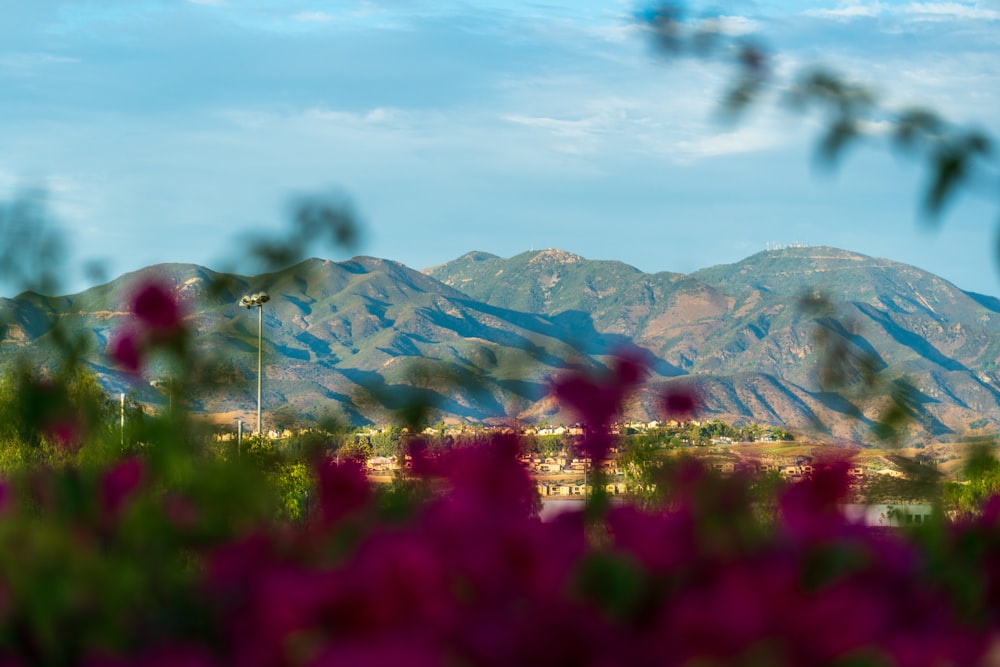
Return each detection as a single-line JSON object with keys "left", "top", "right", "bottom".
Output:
{"left": 109, "top": 329, "right": 143, "bottom": 374}
{"left": 44, "top": 414, "right": 84, "bottom": 451}
{"left": 779, "top": 461, "right": 852, "bottom": 541}
{"left": 316, "top": 458, "right": 371, "bottom": 527}
{"left": 107, "top": 279, "right": 188, "bottom": 375}
{"left": 163, "top": 493, "right": 199, "bottom": 530}
{"left": 0, "top": 480, "right": 10, "bottom": 515}
{"left": 100, "top": 458, "right": 145, "bottom": 517}
{"left": 660, "top": 384, "right": 699, "bottom": 420}
{"left": 131, "top": 280, "right": 181, "bottom": 332}
{"left": 552, "top": 351, "right": 647, "bottom": 463}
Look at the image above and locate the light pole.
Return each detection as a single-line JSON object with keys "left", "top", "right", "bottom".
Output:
{"left": 240, "top": 291, "right": 270, "bottom": 436}
{"left": 235, "top": 418, "right": 243, "bottom": 461}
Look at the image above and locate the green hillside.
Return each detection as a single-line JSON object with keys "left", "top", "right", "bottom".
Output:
{"left": 426, "top": 246, "right": 1000, "bottom": 442}
{"left": 2, "top": 246, "right": 998, "bottom": 443}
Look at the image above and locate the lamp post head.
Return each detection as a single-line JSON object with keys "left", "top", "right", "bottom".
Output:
{"left": 240, "top": 292, "right": 270, "bottom": 309}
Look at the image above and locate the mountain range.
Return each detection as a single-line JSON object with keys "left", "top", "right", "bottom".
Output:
{"left": 2, "top": 246, "right": 999, "bottom": 444}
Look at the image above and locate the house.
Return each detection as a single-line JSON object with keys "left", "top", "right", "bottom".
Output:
{"left": 366, "top": 456, "right": 397, "bottom": 472}
{"left": 841, "top": 504, "right": 934, "bottom": 527}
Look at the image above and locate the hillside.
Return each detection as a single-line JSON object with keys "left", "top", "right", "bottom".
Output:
{"left": 2, "top": 246, "right": 998, "bottom": 443}
{"left": 1, "top": 257, "right": 648, "bottom": 428}
{"left": 427, "top": 246, "right": 1000, "bottom": 441}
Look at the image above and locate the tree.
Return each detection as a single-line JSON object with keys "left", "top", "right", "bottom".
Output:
{"left": 369, "top": 427, "right": 404, "bottom": 458}
{"left": 0, "top": 364, "right": 119, "bottom": 471}
{"left": 944, "top": 442, "right": 1000, "bottom": 517}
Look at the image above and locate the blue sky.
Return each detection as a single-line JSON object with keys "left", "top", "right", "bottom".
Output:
{"left": 1, "top": 0, "right": 999, "bottom": 296}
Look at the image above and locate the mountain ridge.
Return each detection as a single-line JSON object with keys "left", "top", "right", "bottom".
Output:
{"left": 2, "top": 246, "right": 998, "bottom": 444}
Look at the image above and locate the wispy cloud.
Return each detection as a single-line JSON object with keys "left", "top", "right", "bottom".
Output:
{"left": 674, "top": 125, "right": 787, "bottom": 160}
{"left": 903, "top": 2, "right": 1000, "bottom": 20}
{"left": 805, "top": 0, "right": 1000, "bottom": 22}
{"left": 804, "top": 2, "right": 884, "bottom": 20}
{"left": 503, "top": 97, "right": 658, "bottom": 156}
{"left": 504, "top": 114, "right": 595, "bottom": 135}
{"left": 696, "top": 15, "right": 763, "bottom": 36}
{"left": 302, "top": 106, "right": 406, "bottom": 126}
{"left": 0, "top": 52, "right": 78, "bottom": 76}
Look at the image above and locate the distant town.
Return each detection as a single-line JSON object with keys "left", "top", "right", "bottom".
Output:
{"left": 218, "top": 415, "right": 945, "bottom": 518}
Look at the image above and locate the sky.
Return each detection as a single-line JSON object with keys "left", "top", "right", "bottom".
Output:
{"left": 1, "top": 0, "right": 999, "bottom": 297}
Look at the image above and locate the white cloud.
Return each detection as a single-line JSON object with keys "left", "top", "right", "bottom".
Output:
{"left": 903, "top": 2, "right": 1000, "bottom": 20}
{"left": 504, "top": 116, "right": 598, "bottom": 154}
{"left": 500, "top": 93, "right": 794, "bottom": 162}
{"left": 302, "top": 106, "right": 406, "bottom": 126}
{"left": 804, "top": 1, "right": 884, "bottom": 19}
{"left": 586, "top": 22, "right": 643, "bottom": 44}
{"left": 292, "top": 11, "right": 334, "bottom": 23}
{"left": 504, "top": 114, "right": 594, "bottom": 136}
{"left": 363, "top": 107, "right": 396, "bottom": 123}
{"left": 674, "top": 125, "right": 786, "bottom": 160}
{"left": 503, "top": 98, "right": 656, "bottom": 156}
{"left": 696, "top": 15, "right": 763, "bottom": 36}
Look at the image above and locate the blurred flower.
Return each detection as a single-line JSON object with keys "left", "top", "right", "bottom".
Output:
{"left": 131, "top": 281, "right": 181, "bottom": 333}
{"left": 316, "top": 458, "right": 371, "bottom": 527}
{"left": 5, "top": 345, "right": 1000, "bottom": 667}
{"left": 779, "top": 461, "right": 852, "bottom": 542}
{"left": 108, "top": 330, "right": 143, "bottom": 374}
{"left": 0, "top": 480, "right": 10, "bottom": 515}
{"left": 106, "top": 279, "right": 188, "bottom": 374}
{"left": 100, "top": 458, "right": 144, "bottom": 517}
{"left": 660, "top": 384, "right": 699, "bottom": 420}
{"left": 44, "top": 414, "right": 84, "bottom": 451}
{"left": 552, "top": 351, "right": 646, "bottom": 463}
{"left": 163, "top": 493, "right": 199, "bottom": 530}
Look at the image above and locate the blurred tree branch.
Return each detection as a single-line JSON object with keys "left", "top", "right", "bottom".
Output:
{"left": 0, "top": 189, "right": 66, "bottom": 296}
{"left": 637, "top": 3, "right": 998, "bottom": 229}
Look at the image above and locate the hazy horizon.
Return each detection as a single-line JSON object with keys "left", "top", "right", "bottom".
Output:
{"left": 7, "top": 243, "right": 998, "bottom": 302}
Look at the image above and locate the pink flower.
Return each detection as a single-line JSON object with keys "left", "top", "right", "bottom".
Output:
{"left": 552, "top": 353, "right": 646, "bottom": 431}
{"left": 660, "top": 384, "right": 699, "bottom": 420}
{"left": 0, "top": 480, "right": 11, "bottom": 515}
{"left": 552, "top": 351, "right": 647, "bottom": 463}
{"left": 316, "top": 457, "right": 371, "bottom": 527}
{"left": 606, "top": 505, "right": 696, "bottom": 573}
{"left": 136, "top": 645, "right": 219, "bottom": 667}
{"left": 109, "top": 329, "right": 143, "bottom": 373}
{"left": 131, "top": 280, "right": 181, "bottom": 332}
{"left": 163, "top": 493, "right": 199, "bottom": 530}
{"left": 44, "top": 414, "right": 85, "bottom": 451}
{"left": 312, "top": 638, "right": 440, "bottom": 667}
{"left": 779, "top": 461, "right": 853, "bottom": 542}
{"left": 101, "top": 458, "right": 145, "bottom": 517}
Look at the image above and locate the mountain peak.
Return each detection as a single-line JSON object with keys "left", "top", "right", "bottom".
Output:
{"left": 527, "top": 248, "right": 583, "bottom": 266}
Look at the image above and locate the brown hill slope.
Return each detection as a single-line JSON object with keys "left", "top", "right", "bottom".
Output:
{"left": 2, "top": 247, "right": 997, "bottom": 442}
